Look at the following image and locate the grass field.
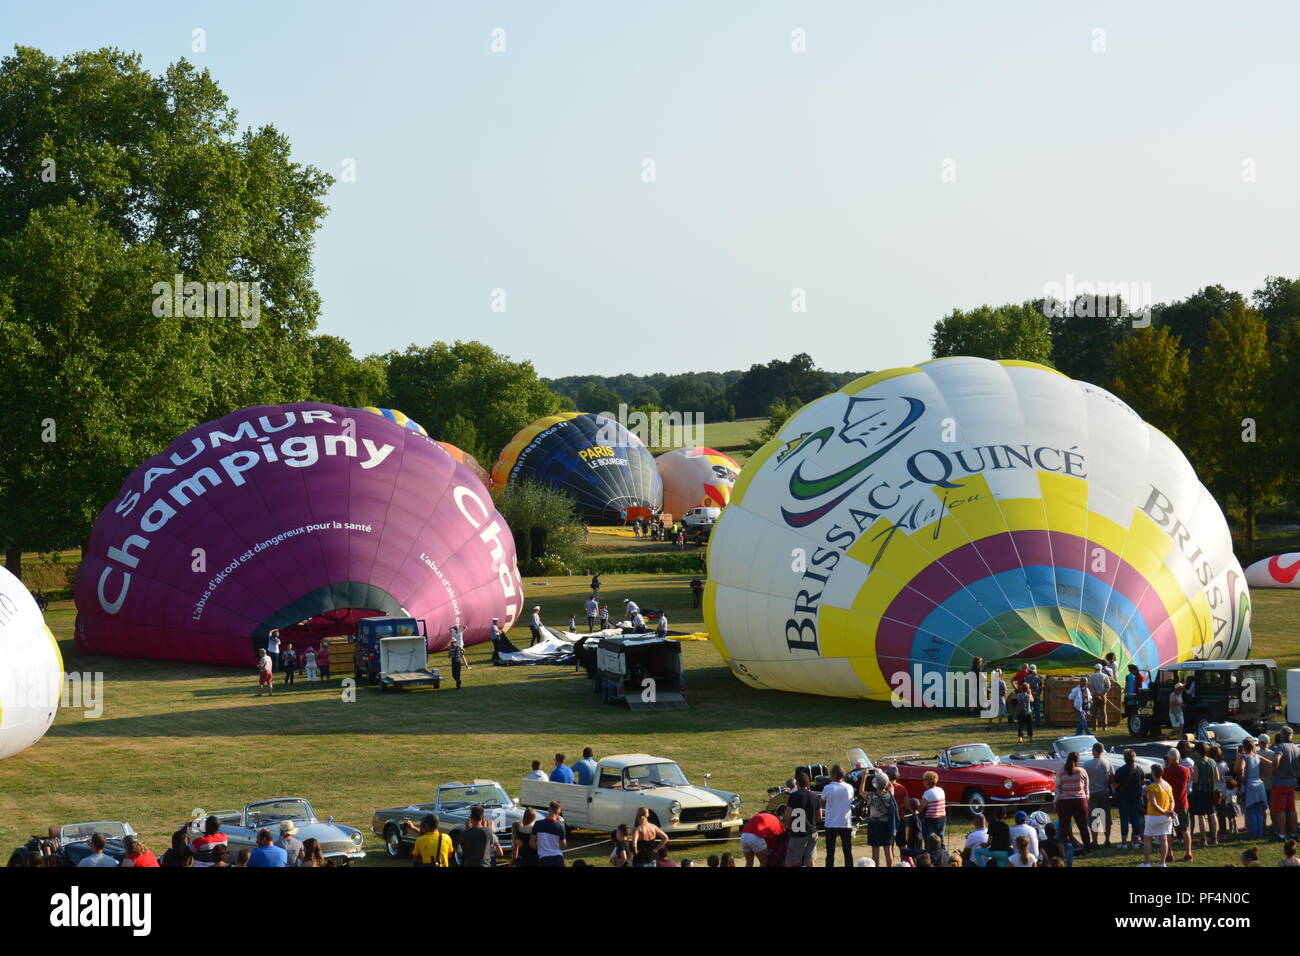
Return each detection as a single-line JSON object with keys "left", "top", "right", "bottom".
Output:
{"left": 2, "top": 575, "right": 1297, "bottom": 867}
{"left": 651, "top": 417, "right": 765, "bottom": 463}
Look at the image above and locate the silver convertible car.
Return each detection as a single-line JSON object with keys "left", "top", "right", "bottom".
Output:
{"left": 372, "top": 780, "right": 524, "bottom": 861}
{"left": 1002, "top": 735, "right": 1161, "bottom": 780}
{"left": 196, "top": 798, "right": 365, "bottom": 864}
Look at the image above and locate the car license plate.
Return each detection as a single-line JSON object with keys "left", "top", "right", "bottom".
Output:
{"left": 696, "top": 822, "right": 723, "bottom": 831}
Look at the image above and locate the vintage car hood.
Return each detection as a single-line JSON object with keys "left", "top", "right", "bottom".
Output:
{"left": 632, "top": 785, "right": 727, "bottom": 807}
{"left": 952, "top": 762, "right": 1054, "bottom": 784}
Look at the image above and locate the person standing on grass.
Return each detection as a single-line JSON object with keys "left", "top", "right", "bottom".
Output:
{"left": 1114, "top": 748, "right": 1146, "bottom": 849}
{"left": 247, "top": 829, "right": 287, "bottom": 867}
{"left": 690, "top": 577, "right": 704, "bottom": 609}
{"left": 276, "top": 821, "right": 304, "bottom": 867}
{"left": 304, "top": 645, "right": 318, "bottom": 683}
{"left": 1162, "top": 748, "right": 1193, "bottom": 863}
{"left": 919, "top": 771, "right": 948, "bottom": 848}
{"left": 1168, "top": 681, "right": 1185, "bottom": 733}
{"left": 1068, "top": 677, "right": 1091, "bottom": 736}
{"left": 599, "top": 604, "right": 611, "bottom": 630}
{"left": 1082, "top": 741, "right": 1115, "bottom": 846}
{"left": 1141, "top": 764, "right": 1175, "bottom": 867}
{"left": 1026, "top": 664, "right": 1043, "bottom": 728}
{"left": 1088, "top": 663, "right": 1112, "bottom": 730}
{"left": 318, "top": 640, "right": 331, "bottom": 680}
{"left": 590, "top": 573, "right": 601, "bottom": 600}
{"left": 655, "top": 612, "right": 669, "bottom": 637}
{"left": 866, "top": 773, "right": 898, "bottom": 868}
{"left": 1236, "top": 737, "right": 1269, "bottom": 838}
{"left": 1268, "top": 726, "right": 1299, "bottom": 841}
{"left": 820, "top": 764, "right": 855, "bottom": 867}
{"left": 190, "top": 815, "right": 228, "bottom": 867}
{"left": 784, "top": 770, "right": 820, "bottom": 867}
{"left": 282, "top": 643, "right": 297, "bottom": 686}
{"left": 514, "top": 810, "right": 541, "bottom": 868}
{"left": 740, "top": 810, "right": 783, "bottom": 867}
{"left": 584, "top": 596, "right": 599, "bottom": 632}
{"left": 256, "top": 647, "right": 274, "bottom": 696}
{"left": 1055, "top": 751, "right": 1092, "bottom": 855}
{"left": 456, "top": 806, "right": 500, "bottom": 867}
{"left": 1190, "top": 741, "right": 1221, "bottom": 847}
{"left": 448, "top": 624, "right": 468, "bottom": 689}
{"left": 629, "top": 805, "right": 668, "bottom": 868}
{"left": 267, "top": 629, "right": 281, "bottom": 671}
{"left": 1015, "top": 681, "right": 1035, "bottom": 742}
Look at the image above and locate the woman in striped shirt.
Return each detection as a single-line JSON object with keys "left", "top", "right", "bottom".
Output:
{"left": 919, "top": 771, "right": 947, "bottom": 843}
{"left": 1054, "top": 751, "right": 1092, "bottom": 854}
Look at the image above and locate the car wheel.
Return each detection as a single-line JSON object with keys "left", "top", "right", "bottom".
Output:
{"left": 1127, "top": 714, "right": 1147, "bottom": 737}
{"left": 384, "top": 825, "right": 407, "bottom": 858}
{"left": 962, "top": 788, "right": 988, "bottom": 819}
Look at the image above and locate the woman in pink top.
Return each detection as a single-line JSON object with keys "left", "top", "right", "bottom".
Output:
{"left": 1054, "top": 750, "right": 1092, "bottom": 854}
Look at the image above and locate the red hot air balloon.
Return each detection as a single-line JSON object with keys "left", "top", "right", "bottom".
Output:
{"left": 74, "top": 404, "right": 524, "bottom": 665}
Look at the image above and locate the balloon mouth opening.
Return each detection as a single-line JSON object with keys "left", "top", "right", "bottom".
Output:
{"left": 990, "top": 640, "right": 1106, "bottom": 668}
{"left": 274, "top": 607, "right": 381, "bottom": 648}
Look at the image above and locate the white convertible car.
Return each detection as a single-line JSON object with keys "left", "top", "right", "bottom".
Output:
{"left": 193, "top": 797, "right": 365, "bottom": 864}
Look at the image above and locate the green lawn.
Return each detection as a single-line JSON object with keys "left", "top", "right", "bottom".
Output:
{"left": 651, "top": 418, "right": 765, "bottom": 463}
{"left": 2, "top": 577, "right": 1297, "bottom": 867}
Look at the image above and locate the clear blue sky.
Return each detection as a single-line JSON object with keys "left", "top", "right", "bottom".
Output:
{"left": 7, "top": 1, "right": 1300, "bottom": 378}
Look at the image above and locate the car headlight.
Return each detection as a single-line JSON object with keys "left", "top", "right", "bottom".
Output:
{"left": 730, "top": 794, "right": 742, "bottom": 809}
{"left": 352, "top": 832, "right": 364, "bottom": 846}
{"left": 668, "top": 801, "right": 682, "bottom": 818}
{"left": 1003, "top": 778, "right": 1014, "bottom": 791}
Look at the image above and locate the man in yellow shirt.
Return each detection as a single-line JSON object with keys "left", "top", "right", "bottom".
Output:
{"left": 1141, "top": 764, "right": 1175, "bottom": 867}
{"left": 408, "top": 814, "right": 451, "bottom": 867}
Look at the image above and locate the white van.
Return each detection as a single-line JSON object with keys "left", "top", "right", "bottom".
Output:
{"left": 681, "top": 506, "right": 722, "bottom": 529}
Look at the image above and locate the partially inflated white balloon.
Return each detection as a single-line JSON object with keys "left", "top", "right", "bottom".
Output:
{"left": 0, "top": 566, "right": 62, "bottom": 760}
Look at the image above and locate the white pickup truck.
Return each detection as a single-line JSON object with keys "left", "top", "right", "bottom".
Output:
{"left": 519, "top": 753, "right": 742, "bottom": 837}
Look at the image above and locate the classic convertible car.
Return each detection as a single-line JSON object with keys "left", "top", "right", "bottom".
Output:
{"left": 881, "top": 743, "right": 1056, "bottom": 817}
{"left": 764, "top": 748, "right": 877, "bottom": 825}
{"left": 193, "top": 798, "right": 365, "bottom": 863}
{"left": 1002, "top": 735, "right": 1161, "bottom": 779}
{"left": 8, "top": 821, "right": 138, "bottom": 867}
{"left": 372, "top": 780, "right": 524, "bottom": 860}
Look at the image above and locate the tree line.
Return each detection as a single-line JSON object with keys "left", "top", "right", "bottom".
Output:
{"left": 930, "top": 285, "right": 1300, "bottom": 559}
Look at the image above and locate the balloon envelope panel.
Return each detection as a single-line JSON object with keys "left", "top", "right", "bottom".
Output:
{"left": 492, "top": 413, "right": 662, "bottom": 522}
{"left": 657, "top": 447, "right": 740, "bottom": 516}
{"left": 0, "top": 566, "right": 62, "bottom": 760}
{"left": 436, "top": 441, "right": 490, "bottom": 489}
{"left": 1244, "top": 553, "right": 1300, "bottom": 589}
{"left": 706, "top": 358, "right": 1251, "bottom": 703}
{"left": 74, "top": 403, "right": 524, "bottom": 666}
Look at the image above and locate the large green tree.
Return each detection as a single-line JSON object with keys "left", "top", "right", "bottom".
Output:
{"left": 929, "top": 302, "right": 1054, "bottom": 365}
{"left": 307, "top": 334, "right": 387, "bottom": 409}
{"left": 383, "top": 341, "right": 564, "bottom": 458}
{"left": 726, "top": 353, "right": 831, "bottom": 419}
{"left": 1110, "top": 326, "right": 1191, "bottom": 447}
{"left": 0, "top": 46, "right": 333, "bottom": 572}
{"left": 1192, "top": 307, "right": 1284, "bottom": 559}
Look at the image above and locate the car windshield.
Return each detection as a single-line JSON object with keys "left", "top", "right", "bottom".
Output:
{"left": 946, "top": 744, "right": 997, "bottom": 767}
{"left": 1201, "top": 722, "right": 1250, "bottom": 745}
{"left": 623, "top": 763, "right": 690, "bottom": 789}
{"left": 246, "top": 799, "right": 314, "bottom": 827}
{"left": 1055, "top": 735, "right": 1100, "bottom": 757}
{"left": 438, "top": 784, "right": 511, "bottom": 810}
{"left": 61, "top": 822, "right": 130, "bottom": 843}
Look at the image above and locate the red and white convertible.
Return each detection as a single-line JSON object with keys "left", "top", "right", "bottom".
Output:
{"left": 880, "top": 743, "right": 1056, "bottom": 817}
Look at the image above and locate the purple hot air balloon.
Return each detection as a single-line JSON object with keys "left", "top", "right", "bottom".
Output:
{"left": 74, "top": 403, "right": 524, "bottom": 666}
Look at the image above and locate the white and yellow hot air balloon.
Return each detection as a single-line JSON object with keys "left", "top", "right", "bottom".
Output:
{"left": 0, "top": 565, "right": 63, "bottom": 760}
{"left": 705, "top": 358, "right": 1251, "bottom": 703}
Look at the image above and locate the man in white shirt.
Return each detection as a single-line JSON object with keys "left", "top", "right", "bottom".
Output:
{"left": 622, "top": 598, "right": 640, "bottom": 618}
{"left": 1009, "top": 810, "right": 1040, "bottom": 859}
{"left": 966, "top": 814, "right": 991, "bottom": 866}
{"left": 630, "top": 610, "right": 646, "bottom": 633}
{"left": 819, "top": 764, "right": 855, "bottom": 867}
{"left": 1068, "top": 678, "right": 1091, "bottom": 735}
{"left": 529, "top": 606, "right": 542, "bottom": 646}
{"left": 584, "top": 597, "right": 599, "bottom": 632}
{"left": 655, "top": 613, "right": 668, "bottom": 637}
{"left": 267, "top": 629, "right": 281, "bottom": 671}
{"left": 77, "top": 833, "right": 119, "bottom": 867}
{"left": 524, "top": 759, "right": 548, "bottom": 781}
{"left": 448, "top": 625, "right": 468, "bottom": 689}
